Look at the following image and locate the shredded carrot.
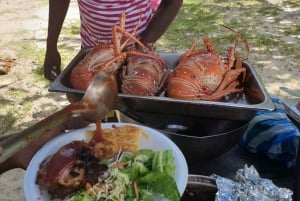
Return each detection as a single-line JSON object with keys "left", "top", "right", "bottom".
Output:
{"left": 133, "top": 181, "right": 139, "bottom": 199}
{"left": 85, "top": 181, "right": 92, "bottom": 190}
{"left": 111, "top": 162, "right": 128, "bottom": 169}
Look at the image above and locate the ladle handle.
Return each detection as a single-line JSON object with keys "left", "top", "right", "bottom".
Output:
{"left": 0, "top": 104, "right": 75, "bottom": 163}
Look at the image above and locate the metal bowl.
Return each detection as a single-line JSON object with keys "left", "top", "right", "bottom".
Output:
{"left": 115, "top": 110, "right": 249, "bottom": 166}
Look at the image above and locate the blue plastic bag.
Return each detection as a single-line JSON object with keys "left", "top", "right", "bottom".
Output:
{"left": 240, "top": 97, "right": 300, "bottom": 167}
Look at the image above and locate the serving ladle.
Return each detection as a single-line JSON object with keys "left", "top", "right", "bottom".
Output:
{"left": 0, "top": 71, "right": 118, "bottom": 164}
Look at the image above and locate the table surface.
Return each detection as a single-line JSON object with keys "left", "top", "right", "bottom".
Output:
{"left": 189, "top": 144, "right": 299, "bottom": 200}
{"left": 109, "top": 113, "right": 300, "bottom": 200}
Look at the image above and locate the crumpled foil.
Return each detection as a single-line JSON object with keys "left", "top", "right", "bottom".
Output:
{"left": 212, "top": 165, "right": 293, "bottom": 201}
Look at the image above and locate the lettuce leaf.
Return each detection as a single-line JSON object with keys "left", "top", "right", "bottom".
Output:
{"left": 121, "top": 160, "right": 150, "bottom": 180}
{"left": 152, "top": 149, "right": 175, "bottom": 176}
{"left": 71, "top": 190, "right": 91, "bottom": 201}
{"left": 138, "top": 171, "right": 180, "bottom": 201}
{"left": 121, "top": 149, "right": 180, "bottom": 201}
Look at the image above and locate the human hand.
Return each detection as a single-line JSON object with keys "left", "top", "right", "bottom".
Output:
{"left": 43, "top": 48, "right": 61, "bottom": 82}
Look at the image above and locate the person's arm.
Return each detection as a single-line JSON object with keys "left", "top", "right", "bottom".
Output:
{"left": 140, "top": 0, "right": 183, "bottom": 44}
{"left": 0, "top": 116, "right": 89, "bottom": 174}
{"left": 43, "top": 0, "right": 71, "bottom": 82}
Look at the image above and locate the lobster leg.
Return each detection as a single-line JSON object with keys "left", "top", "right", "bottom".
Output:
{"left": 178, "top": 41, "right": 198, "bottom": 63}
{"left": 216, "top": 68, "right": 246, "bottom": 91}
{"left": 200, "top": 81, "right": 243, "bottom": 101}
{"left": 234, "top": 55, "right": 246, "bottom": 83}
{"left": 203, "top": 37, "right": 216, "bottom": 54}
{"left": 225, "top": 46, "right": 235, "bottom": 71}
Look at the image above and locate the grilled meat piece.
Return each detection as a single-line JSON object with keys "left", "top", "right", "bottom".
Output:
{"left": 36, "top": 141, "right": 107, "bottom": 199}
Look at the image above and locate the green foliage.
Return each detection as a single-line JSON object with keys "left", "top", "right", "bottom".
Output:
{"left": 0, "top": 91, "right": 33, "bottom": 134}
{"left": 2, "top": 0, "right": 300, "bottom": 134}
{"left": 156, "top": 0, "right": 300, "bottom": 60}
{"left": 283, "top": 25, "right": 300, "bottom": 36}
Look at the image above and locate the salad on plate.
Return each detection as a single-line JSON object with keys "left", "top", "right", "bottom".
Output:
{"left": 24, "top": 123, "right": 188, "bottom": 201}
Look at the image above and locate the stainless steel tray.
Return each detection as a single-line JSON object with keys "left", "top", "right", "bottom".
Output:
{"left": 49, "top": 49, "right": 275, "bottom": 121}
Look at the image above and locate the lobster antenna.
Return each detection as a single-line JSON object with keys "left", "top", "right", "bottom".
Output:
{"left": 220, "top": 25, "right": 249, "bottom": 61}
{"left": 120, "top": 8, "right": 146, "bottom": 51}
{"left": 112, "top": 12, "right": 147, "bottom": 55}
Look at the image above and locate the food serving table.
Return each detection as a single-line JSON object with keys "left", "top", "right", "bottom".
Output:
{"left": 47, "top": 48, "right": 299, "bottom": 200}
{"left": 101, "top": 109, "right": 300, "bottom": 201}
{"left": 190, "top": 144, "right": 297, "bottom": 192}
{"left": 111, "top": 98, "right": 300, "bottom": 200}
{"left": 182, "top": 102, "right": 300, "bottom": 201}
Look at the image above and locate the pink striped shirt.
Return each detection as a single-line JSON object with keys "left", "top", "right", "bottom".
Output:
{"left": 77, "top": 0, "right": 152, "bottom": 47}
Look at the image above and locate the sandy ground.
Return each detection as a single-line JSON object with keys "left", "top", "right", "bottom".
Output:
{"left": 0, "top": 0, "right": 299, "bottom": 200}
{"left": 0, "top": 1, "right": 79, "bottom": 200}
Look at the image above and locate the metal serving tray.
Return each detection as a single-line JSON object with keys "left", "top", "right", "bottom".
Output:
{"left": 49, "top": 49, "right": 275, "bottom": 121}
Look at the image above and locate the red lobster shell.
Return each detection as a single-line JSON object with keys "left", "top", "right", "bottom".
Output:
{"left": 70, "top": 44, "right": 117, "bottom": 90}
{"left": 167, "top": 31, "right": 249, "bottom": 101}
{"left": 120, "top": 46, "right": 169, "bottom": 96}
{"left": 69, "top": 13, "right": 146, "bottom": 91}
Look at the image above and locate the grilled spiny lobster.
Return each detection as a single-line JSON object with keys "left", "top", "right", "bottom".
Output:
{"left": 120, "top": 45, "right": 169, "bottom": 96}
{"left": 167, "top": 26, "right": 249, "bottom": 101}
{"left": 70, "top": 13, "right": 169, "bottom": 95}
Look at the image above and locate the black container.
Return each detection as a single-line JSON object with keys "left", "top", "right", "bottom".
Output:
{"left": 115, "top": 110, "right": 249, "bottom": 166}
{"left": 181, "top": 175, "right": 217, "bottom": 201}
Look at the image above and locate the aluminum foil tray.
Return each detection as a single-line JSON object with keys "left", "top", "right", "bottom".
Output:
{"left": 49, "top": 49, "right": 275, "bottom": 121}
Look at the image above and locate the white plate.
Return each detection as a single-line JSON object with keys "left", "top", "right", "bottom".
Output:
{"left": 24, "top": 122, "right": 188, "bottom": 201}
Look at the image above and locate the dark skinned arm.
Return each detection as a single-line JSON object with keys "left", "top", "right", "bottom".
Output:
{"left": 140, "top": 0, "right": 183, "bottom": 44}
{"left": 43, "top": 0, "right": 71, "bottom": 82}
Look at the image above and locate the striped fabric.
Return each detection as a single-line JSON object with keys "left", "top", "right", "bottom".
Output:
{"left": 240, "top": 97, "right": 300, "bottom": 167}
{"left": 77, "top": 0, "right": 152, "bottom": 47}
{"left": 150, "top": 0, "right": 161, "bottom": 12}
